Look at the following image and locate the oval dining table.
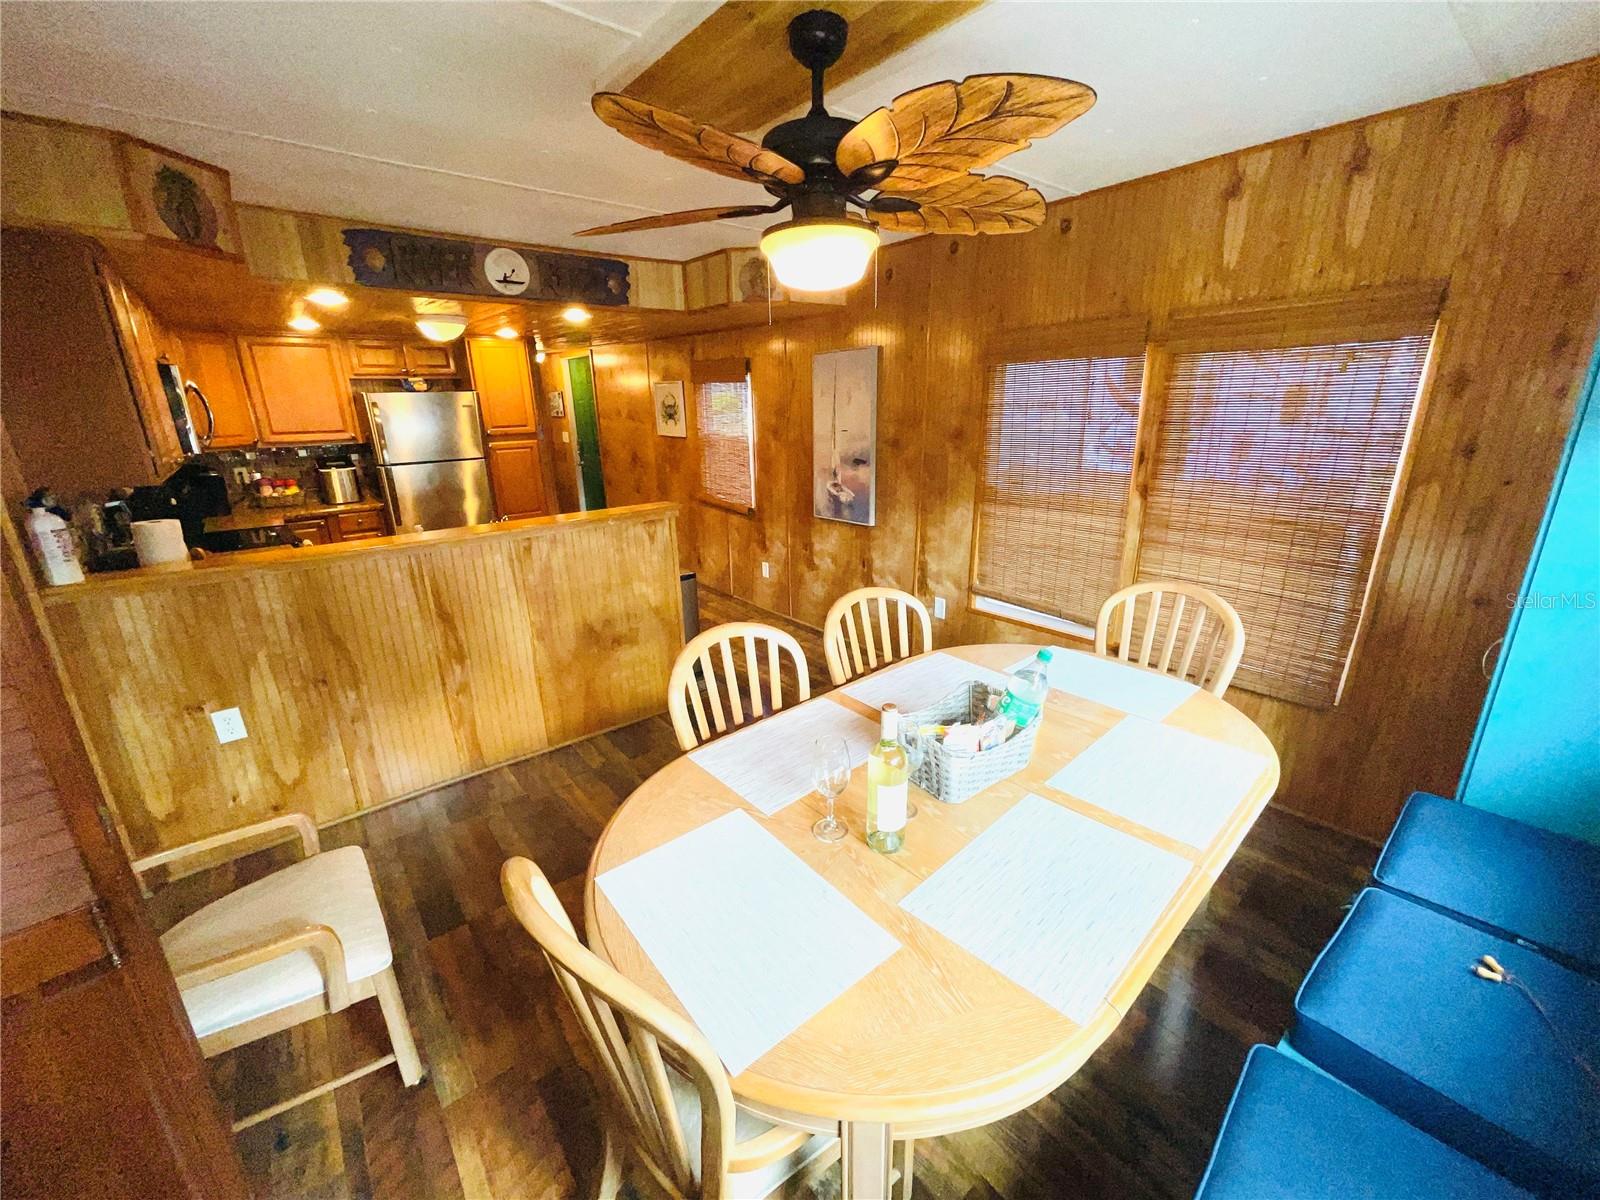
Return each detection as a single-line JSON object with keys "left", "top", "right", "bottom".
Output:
{"left": 585, "top": 643, "right": 1280, "bottom": 1199}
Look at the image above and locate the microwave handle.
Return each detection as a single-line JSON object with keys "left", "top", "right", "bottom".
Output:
{"left": 185, "top": 381, "right": 216, "bottom": 446}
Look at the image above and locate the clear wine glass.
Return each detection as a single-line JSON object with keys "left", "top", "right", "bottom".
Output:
{"left": 811, "top": 735, "right": 851, "bottom": 843}
{"left": 898, "top": 722, "right": 928, "bottom": 819}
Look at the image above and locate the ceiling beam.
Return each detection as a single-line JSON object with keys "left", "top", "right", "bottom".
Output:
{"left": 622, "top": 1, "right": 985, "bottom": 134}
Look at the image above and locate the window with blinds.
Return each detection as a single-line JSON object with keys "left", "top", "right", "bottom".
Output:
{"left": 1138, "top": 331, "right": 1433, "bottom": 706}
{"left": 693, "top": 358, "right": 755, "bottom": 511}
{"left": 973, "top": 352, "right": 1144, "bottom": 625}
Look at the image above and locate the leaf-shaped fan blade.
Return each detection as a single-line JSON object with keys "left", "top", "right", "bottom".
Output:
{"left": 837, "top": 74, "right": 1094, "bottom": 195}
{"left": 869, "top": 174, "right": 1046, "bottom": 235}
{"left": 575, "top": 204, "right": 783, "bottom": 237}
{"left": 592, "top": 93, "right": 805, "bottom": 186}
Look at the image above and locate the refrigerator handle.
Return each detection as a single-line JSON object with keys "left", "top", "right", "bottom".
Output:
{"left": 370, "top": 412, "right": 388, "bottom": 462}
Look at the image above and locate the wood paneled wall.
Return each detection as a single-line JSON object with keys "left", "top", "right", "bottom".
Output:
{"left": 41, "top": 505, "right": 682, "bottom": 855}
{"left": 569, "top": 59, "right": 1600, "bottom": 840}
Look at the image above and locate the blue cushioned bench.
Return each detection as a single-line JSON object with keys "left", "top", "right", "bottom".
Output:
{"left": 1196, "top": 1045, "right": 1532, "bottom": 1199}
{"left": 1373, "top": 791, "right": 1600, "bottom": 977}
{"left": 1288, "top": 888, "right": 1600, "bottom": 1198}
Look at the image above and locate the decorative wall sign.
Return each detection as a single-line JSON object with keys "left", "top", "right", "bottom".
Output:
{"left": 549, "top": 389, "right": 567, "bottom": 419}
{"left": 483, "top": 247, "right": 532, "bottom": 295}
{"left": 342, "top": 228, "right": 630, "bottom": 306}
{"left": 812, "top": 346, "right": 879, "bottom": 527}
{"left": 119, "top": 140, "right": 241, "bottom": 256}
{"left": 653, "top": 381, "right": 687, "bottom": 438}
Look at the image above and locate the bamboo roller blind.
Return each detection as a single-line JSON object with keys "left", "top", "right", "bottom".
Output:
{"left": 1139, "top": 332, "right": 1432, "bottom": 706}
{"left": 694, "top": 358, "right": 754, "bottom": 510}
{"left": 974, "top": 353, "right": 1144, "bottom": 624}
{"left": 972, "top": 287, "right": 1438, "bottom": 707}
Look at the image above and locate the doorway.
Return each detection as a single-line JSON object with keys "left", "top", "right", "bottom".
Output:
{"left": 565, "top": 353, "right": 606, "bottom": 510}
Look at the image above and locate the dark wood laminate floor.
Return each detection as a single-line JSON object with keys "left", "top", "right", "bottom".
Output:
{"left": 151, "top": 587, "right": 1376, "bottom": 1200}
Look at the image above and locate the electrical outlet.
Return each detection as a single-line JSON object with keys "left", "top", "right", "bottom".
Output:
{"left": 561, "top": 430, "right": 570, "bottom": 443}
{"left": 933, "top": 596, "right": 948, "bottom": 620}
{"left": 210, "top": 707, "right": 248, "bottom": 744}
{"left": 761, "top": 561, "right": 771, "bottom": 579}
{"left": 231, "top": 467, "right": 252, "bottom": 487}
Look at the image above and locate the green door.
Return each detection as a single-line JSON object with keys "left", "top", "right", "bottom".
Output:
{"left": 567, "top": 353, "right": 606, "bottom": 509}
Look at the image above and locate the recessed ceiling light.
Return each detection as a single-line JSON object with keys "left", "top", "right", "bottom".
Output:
{"left": 305, "top": 287, "right": 348, "bottom": 309}
{"left": 287, "top": 313, "right": 320, "bottom": 332}
{"left": 495, "top": 326, "right": 519, "bottom": 339}
{"left": 561, "top": 306, "right": 591, "bottom": 324}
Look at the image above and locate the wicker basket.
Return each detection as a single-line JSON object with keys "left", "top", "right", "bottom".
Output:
{"left": 902, "top": 682, "right": 1040, "bottom": 805}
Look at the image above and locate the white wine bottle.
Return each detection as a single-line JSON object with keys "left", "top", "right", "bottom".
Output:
{"left": 866, "top": 704, "right": 908, "bottom": 854}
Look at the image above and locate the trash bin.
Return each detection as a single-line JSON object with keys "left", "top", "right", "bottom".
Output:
{"left": 680, "top": 572, "right": 699, "bottom": 643}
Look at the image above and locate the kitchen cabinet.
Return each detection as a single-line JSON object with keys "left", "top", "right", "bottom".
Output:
{"left": 280, "top": 506, "right": 388, "bottom": 547}
{"left": 236, "top": 335, "right": 359, "bottom": 445}
{"left": 403, "top": 342, "right": 456, "bottom": 376}
{"left": 285, "top": 518, "right": 333, "bottom": 545}
{"left": 169, "top": 331, "right": 257, "bottom": 449}
{"left": 99, "top": 266, "right": 186, "bottom": 478}
{"left": 335, "top": 509, "right": 386, "bottom": 539}
{"left": 486, "top": 438, "right": 548, "bottom": 519}
{"left": 346, "top": 338, "right": 458, "bottom": 379}
{"left": 0, "top": 229, "right": 185, "bottom": 498}
{"left": 466, "top": 336, "right": 539, "bottom": 434}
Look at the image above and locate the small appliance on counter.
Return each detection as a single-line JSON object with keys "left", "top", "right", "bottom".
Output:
{"left": 316, "top": 455, "right": 362, "bottom": 505}
{"left": 359, "top": 390, "right": 491, "bottom": 532}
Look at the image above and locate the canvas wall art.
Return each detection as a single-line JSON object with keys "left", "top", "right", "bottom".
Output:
{"left": 812, "top": 346, "right": 879, "bottom": 526}
{"left": 653, "top": 380, "right": 687, "bottom": 437}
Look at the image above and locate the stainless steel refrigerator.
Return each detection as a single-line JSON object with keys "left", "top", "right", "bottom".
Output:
{"left": 359, "top": 390, "right": 493, "bottom": 532}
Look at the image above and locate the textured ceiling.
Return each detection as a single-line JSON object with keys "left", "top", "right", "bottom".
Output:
{"left": 2, "top": 1, "right": 1596, "bottom": 261}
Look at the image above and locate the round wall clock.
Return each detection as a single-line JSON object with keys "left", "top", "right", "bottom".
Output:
{"left": 484, "top": 247, "right": 531, "bottom": 296}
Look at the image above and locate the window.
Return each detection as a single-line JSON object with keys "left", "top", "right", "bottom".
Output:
{"left": 1140, "top": 331, "right": 1431, "bottom": 706}
{"left": 973, "top": 352, "right": 1144, "bottom": 625}
{"left": 971, "top": 289, "right": 1439, "bottom": 707}
{"left": 693, "top": 358, "right": 754, "bottom": 511}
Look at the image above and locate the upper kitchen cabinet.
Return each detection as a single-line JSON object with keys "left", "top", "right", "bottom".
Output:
{"left": 466, "top": 336, "right": 539, "bottom": 435}
{"left": 0, "top": 229, "right": 185, "bottom": 498}
{"left": 98, "top": 268, "right": 186, "bottom": 478}
{"left": 403, "top": 342, "right": 456, "bottom": 376}
{"left": 169, "top": 331, "right": 258, "bottom": 449}
{"left": 347, "top": 339, "right": 459, "bottom": 379}
{"left": 237, "top": 335, "right": 359, "bottom": 445}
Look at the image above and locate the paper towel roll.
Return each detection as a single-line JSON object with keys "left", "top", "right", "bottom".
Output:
{"left": 132, "top": 519, "right": 191, "bottom": 568}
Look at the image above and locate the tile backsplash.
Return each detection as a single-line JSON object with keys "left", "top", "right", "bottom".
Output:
{"left": 202, "top": 443, "right": 382, "bottom": 505}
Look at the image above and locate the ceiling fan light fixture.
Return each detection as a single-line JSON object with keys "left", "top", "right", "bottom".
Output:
{"left": 414, "top": 313, "right": 468, "bottom": 342}
{"left": 760, "top": 216, "right": 878, "bottom": 294}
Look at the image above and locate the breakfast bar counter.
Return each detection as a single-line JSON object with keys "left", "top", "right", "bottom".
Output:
{"left": 41, "top": 503, "right": 684, "bottom": 856}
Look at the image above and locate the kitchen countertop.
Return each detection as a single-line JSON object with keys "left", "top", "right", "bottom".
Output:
{"left": 204, "top": 497, "right": 385, "bottom": 533}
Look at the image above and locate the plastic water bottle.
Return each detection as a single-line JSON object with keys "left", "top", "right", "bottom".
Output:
{"left": 996, "top": 648, "right": 1053, "bottom": 730}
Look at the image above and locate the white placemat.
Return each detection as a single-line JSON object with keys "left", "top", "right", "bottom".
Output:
{"left": 1045, "top": 716, "right": 1269, "bottom": 849}
{"left": 688, "top": 702, "right": 877, "bottom": 816}
{"left": 1010, "top": 648, "right": 1197, "bottom": 721}
{"left": 900, "top": 793, "right": 1191, "bottom": 1024}
{"left": 841, "top": 652, "right": 1011, "bottom": 714}
{"left": 597, "top": 810, "right": 900, "bottom": 1075}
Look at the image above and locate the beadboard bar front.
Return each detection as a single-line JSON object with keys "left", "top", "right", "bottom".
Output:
{"left": 40, "top": 503, "right": 682, "bottom": 855}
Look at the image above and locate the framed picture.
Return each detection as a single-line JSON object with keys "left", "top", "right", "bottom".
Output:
{"left": 812, "top": 346, "right": 879, "bottom": 527}
{"left": 549, "top": 389, "right": 566, "bottom": 419}
{"left": 653, "top": 380, "right": 687, "bottom": 437}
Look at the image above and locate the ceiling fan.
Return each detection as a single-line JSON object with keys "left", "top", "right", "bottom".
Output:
{"left": 576, "top": 9, "right": 1095, "bottom": 293}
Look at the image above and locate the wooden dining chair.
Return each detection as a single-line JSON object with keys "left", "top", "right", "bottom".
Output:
{"left": 502, "top": 857, "right": 838, "bottom": 1199}
{"left": 1095, "top": 581, "right": 1246, "bottom": 696}
{"left": 132, "top": 813, "right": 424, "bottom": 1131}
{"left": 667, "top": 622, "right": 811, "bottom": 752}
{"left": 822, "top": 586, "right": 933, "bottom": 687}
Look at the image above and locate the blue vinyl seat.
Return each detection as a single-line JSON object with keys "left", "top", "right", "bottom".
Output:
{"left": 1196, "top": 1045, "right": 1531, "bottom": 1200}
{"left": 1373, "top": 791, "right": 1600, "bottom": 977}
{"left": 1288, "top": 888, "right": 1600, "bottom": 1198}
